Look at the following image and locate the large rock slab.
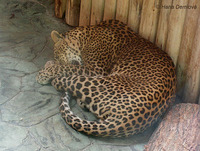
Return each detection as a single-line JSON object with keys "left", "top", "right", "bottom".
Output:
{"left": 145, "top": 103, "right": 200, "bottom": 151}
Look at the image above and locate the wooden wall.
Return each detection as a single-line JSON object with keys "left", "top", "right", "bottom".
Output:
{"left": 55, "top": 0, "right": 200, "bottom": 104}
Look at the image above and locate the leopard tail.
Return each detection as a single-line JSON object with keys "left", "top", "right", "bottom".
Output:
{"left": 59, "top": 92, "right": 125, "bottom": 137}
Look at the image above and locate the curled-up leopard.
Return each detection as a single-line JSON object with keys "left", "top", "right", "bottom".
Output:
{"left": 36, "top": 20, "right": 176, "bottom": 137}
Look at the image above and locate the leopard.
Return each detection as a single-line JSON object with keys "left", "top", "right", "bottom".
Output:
{"left": 36, "top": 20, "right": 176, "bottom": 137}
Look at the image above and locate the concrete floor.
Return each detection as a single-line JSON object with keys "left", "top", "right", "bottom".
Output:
{"left": 0, "top": 0, "right": 157, "bottom": 150}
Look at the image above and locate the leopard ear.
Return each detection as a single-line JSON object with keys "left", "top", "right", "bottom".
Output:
{"left": 51, "top": 30, "right": 63, "bottom": 43}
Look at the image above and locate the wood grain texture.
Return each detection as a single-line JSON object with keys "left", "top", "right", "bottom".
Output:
{"left": 90, "top": 0, "right": 105, "bottom": 25}
{"left": 65, "top": 0, "right": 81, "bottom": 26}
{"left": 79, "top": 0, "right": 92, "bottom": 26}
{"left": 116, "top": 0, "right": 129, "bottom": 23}
{"left": 155, "top": 0, "right": 172, "bottom": 50}
{"left": 103, "top": 0, "right": 117, "bottom": 20}
{"left": 55, "top": 0, "right": 67, "bottom": 18}
{"left": 183, "top": 13, "right": 200, "bottom": 104}
{"left": 165, "top": 0, "right": 188, "bottom": 65}
{"left": 145, "top": 103, "right": 200, "bottom": 151}
{"left": 139, "top": 0, "right": 160, "bottom": 43}
{"left": 127, "top": 0, "right": 143, "bottom": 32}
{"left": 176, "top": 0, "right": 200, "bottom": 91}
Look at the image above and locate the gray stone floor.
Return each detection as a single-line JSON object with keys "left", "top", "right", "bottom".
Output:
{"left": 0, "top": 0, "right": 156, "bottom": 150}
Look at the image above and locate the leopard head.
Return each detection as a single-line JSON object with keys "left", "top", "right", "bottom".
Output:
{"left": 51, "top": 30, "right": 82, "bottom": 65}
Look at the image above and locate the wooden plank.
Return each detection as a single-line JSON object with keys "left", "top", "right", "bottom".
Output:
{"left": 79, "top": 0, "right": 92, "bottom": 26}
{"left": 127, "top": 0, "right": 143, "bottom": 32}
{"left": 139, "top": 0, "right": 160, "bottom": 43}
{"left": 55, "top": 0, "right": 67, "bottom": 18}
{"left": 176, "top": 0, "right": 200, "bottom": 91}
{"left": 155, "top": 0, "right": 172, "bottom": 50}
{"left": 103, "top": 0, "right": 117, "bottom": 20}
{"left": 183, "top": 13, "right": 200, "bottom": 104}
{"left": 65, "top": 0, "right": 81, "bottom": 26}
{"left": 115, "top": 0, "right": 129, "bottom": 23}
{"left": 90, "top": 0, "right": 105, "bottom": 25}
{"left": 165, "top": 0, "right": 188, "bottom": 65}
{"left": 145, "top": 104, "right": 200, "bottom": 151}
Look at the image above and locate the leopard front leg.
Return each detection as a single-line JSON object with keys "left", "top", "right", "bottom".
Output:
{"left": 36, "top": 61, "right": 97, "bottom": 85}
{"left": 36, "top": 61, "right": 60, "bottom": 85}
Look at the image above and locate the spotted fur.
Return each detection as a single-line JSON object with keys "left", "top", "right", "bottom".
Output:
{"left": 36, "top": 20, "right": 176, "bottom": 137}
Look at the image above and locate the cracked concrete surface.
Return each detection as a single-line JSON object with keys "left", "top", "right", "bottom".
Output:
{"left": 0, "top": 0, "right": 156, "bottom": 150}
